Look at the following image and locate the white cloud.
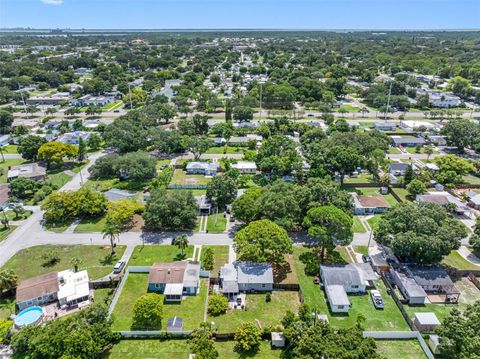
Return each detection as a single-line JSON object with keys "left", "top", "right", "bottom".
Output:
{"left": 40, "top": 0, "right": 64, "bottom": 5}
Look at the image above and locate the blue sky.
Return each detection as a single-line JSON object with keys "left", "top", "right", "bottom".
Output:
{"left": 1, "top": 0, "right": 479, "bottom": 29}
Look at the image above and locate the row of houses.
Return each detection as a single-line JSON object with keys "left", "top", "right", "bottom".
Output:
{"left": 185, "top": 161, "right": 257, "bottom": 176}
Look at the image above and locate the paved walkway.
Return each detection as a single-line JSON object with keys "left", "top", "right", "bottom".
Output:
{"left": 228, "top": 245, "right": 236, "bottom": 264}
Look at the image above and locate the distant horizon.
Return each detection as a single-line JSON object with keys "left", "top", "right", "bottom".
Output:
{"left": 2, "top": 0, "right": 479, "bottom": 30}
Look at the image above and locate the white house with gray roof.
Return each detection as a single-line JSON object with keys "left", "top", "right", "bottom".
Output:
{"left": 219, "top": 261, "right": 273, "bottom": 294}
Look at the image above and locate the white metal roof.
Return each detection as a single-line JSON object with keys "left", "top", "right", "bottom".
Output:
{"left": 164, "top": 283, "right": 183, "bottom": 296}
{"left": 57, "top": 269, "right": 90, "bottom": 302}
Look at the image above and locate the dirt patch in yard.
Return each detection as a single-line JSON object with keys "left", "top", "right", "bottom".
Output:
{"left": 273, "top": 254, "right": 299, "bottom": 284}
{"left": 126, "top": 214, "right": 144, "bottom": 232}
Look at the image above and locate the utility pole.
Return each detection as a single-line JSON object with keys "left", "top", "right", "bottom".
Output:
{"left": 259, "top": 82, "right": 263, "bottom": 121}
{"left": 384, "top": 80, "right": 393, "bottom": 120}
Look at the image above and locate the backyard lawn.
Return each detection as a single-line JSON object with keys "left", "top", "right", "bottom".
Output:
{"left": 128, "top": 245, "right": 195, "bottom": 266}
{"left": 170, "top": 169, "right": 211, "bottom": 186}
{"left": 200, "top": 245, "right": 229, "bottom": 275}
{"left": 463, "top": 174, "right": 480, "bottom": 185}
{"left": 375, "top": 339, "right": 427, "bottom": 359}
{"left": 74, "top": 215, "right": 107, "bottom": 232}
{"left": 205, "top": 146, "right": 245, "bottom": 155}
{"left": 112, "top": 274, "right": 208, "bottom": 331}
{"left": 352, "top": 216, "right": 367, "bottom": 233}
{"left": 105, "top": 339, "right": 280, "bottom": 359}
{"left": 392, "top": 188, "right": 410, "bottom": 202}
{"left": 1, "top": 245, "right": 126, "bottom": 281}
{"left": 206, "top": 213, "right": 227, "bottom": 233}
{"left": 442, "top": 250, "right": 480, "bottom": 271}
{"left": 292, "top": 246, "right": 409, "bottom": 331}
{"left": 344, "top": 173, "right": 375, "bottom": 184}
{"left": 208, "top": 291, "right": 300, "bottom": 333}
{"left": 46, "top": 170, "right": 72, "bottom": 188}
{"left": 347, "top": 187, "right": 399, "bottom": 207}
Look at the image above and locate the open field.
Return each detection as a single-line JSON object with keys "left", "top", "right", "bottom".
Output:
{"left": 1, "top": 245, "right": 126, "bottom": 281}
{"left": 112, "top": 274, "right": 208, "bottom": 331}
{"left": 128, "top": 245, "right": 195, "bottom": 266}
{"left": 207, "top": 291, "right": 300, "bottom": 333}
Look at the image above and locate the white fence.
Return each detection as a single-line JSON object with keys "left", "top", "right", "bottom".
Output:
{"left": 118, "top": 330, "right": 191, "bottom": 338}
{"left": 364, "top": 331, "right": 434, "bottom": 359}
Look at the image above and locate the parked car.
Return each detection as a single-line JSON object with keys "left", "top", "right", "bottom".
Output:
{"left": 370, "top": 289, "right": 384, "bottom": 309}
{"left": 113, "top": 260, "right": 126, "bottom": 274}
{"left": 362, "top": 254, "right": 372, "bottom": 264}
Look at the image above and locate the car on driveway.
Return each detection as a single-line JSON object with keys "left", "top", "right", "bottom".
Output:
{"left": 113, "top": 260, "right": 126, "bottom": 274}
{"left": 371, "top": 289, "right": 384, "bottom": 309}
{"left": 362, "top": 254, "right": 372, "bottom": 264}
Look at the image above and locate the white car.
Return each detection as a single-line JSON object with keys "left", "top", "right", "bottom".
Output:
{"left": 371, "top": 290, "right": 384, "bottom": 309}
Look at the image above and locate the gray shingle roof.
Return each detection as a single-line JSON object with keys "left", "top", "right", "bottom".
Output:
{"left": 236, "top": 261, "right": 273, "bottom": 285}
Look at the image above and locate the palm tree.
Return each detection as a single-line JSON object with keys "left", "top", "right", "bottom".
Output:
{"left": 175, "top": 235, "right": 189, "bottom": 258}
{"left": 70, "top": 257, "right": 83, "bottom": 273}
{"left": 0, "top": 269, "right": 18, "bottom": 293}
{"left": 103, "top": 223, "right": 121, "bottom": 256}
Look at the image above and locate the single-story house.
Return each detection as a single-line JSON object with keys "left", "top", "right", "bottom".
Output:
{"left": 375, "top": 122, "right": 397, "bottom": 131}
{"left": 400, "top": 120, "right": 435, "bottom": 132}
{"left": 427, "top": 135, "right": 447, "bottom": 146}
{"left": 416, "top": 192, "right": 471, "bottom": 216}
{"left": 389, "top": 266, "right": 427, "bottom": 305}
{"left": 148, "top": 261, "right": 200, "bottom": 302}
{"left": 320, "top": 263, "right": 378, "bottom": 313}
{"left": 196, "top": 195, "right": 212, "bottom": 214}
{"left": 390, "top": 136, "right": 426, "bottom": 147}
{"left": 57, "top": 269, "right": 90, "bottom": 308}
{"left": 104, "top": 188, "right": 136, "bottom": 202}
{"left": 185, "top": 162, "right": 220, "bottom": 176}
{"left": 7, "top": 163, "right": 47, "bottom": 182}
{"left": 56, "top": 131, "right": 92, "bottom": 145}
{"left": 16, "top": 270, "right": 91, "bottom": 310}
{"left": 414, "top": 312, "right": 441, "bottom": 333}
{"left": 387, "top": 163, "right": 410, "bottom": 176}
{"left": 237, "top": 262, "right": 274, "bottom": 292}
{"left": 231, "top": 161, "right": 257, "bottom": 174}
{"left": 71, "top": 94, "right": 115, "bottom": 107}
{"left": 25, "top": 92, "right": 71, "bottom": 106}
{"left": 219, "top": 261, "right": 274, "bottom": 294}
{"left": 16, "top": 272, "right": 59, "bottom": 310}
{"left": 352, "top": 194, "right": 390, "bottom": 215}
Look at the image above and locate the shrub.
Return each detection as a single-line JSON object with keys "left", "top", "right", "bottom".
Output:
{"left": 265, "top": 293, "right": 271, "bottom": 302}
{"left": 234, "top": 321, "right": 262, "bottom": 354}
{"left": 207, "top": 293, "right": 228, "bottom": 316}
{"left": 132, "top": 293, "right": 163, "bottom": 330}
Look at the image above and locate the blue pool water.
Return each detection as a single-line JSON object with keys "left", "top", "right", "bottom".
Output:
{"left": 14, "top": 306, "right": 44, "bottom": 327}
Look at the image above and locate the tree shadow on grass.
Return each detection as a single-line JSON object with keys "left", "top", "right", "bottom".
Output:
{"left": 273, "top": 261, "right": 292, "bottom": 283}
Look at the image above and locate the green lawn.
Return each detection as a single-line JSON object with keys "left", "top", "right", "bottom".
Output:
{"left": 94, "top": 287, "right": 115, "bottom": 307}
{"left": 2, "top": 210, "right": 32, "bottom": 221}
{"left": 74, "top": 215, "right": 107, "bottom": 232}
{"left": 367, "top": 215, "right": 383, "bottom": 230}
{"left": 205, "top": 146, "right": 246, "bottom": 155}
{"left": 208, "top": 291, "right": 300, "bottom": 333}
{"left": 344, "top": 173, "right": 376, "bottom": 184}
{"left": 404, "top": 147, "right": 437, "bottom": 155}
{"left": 463, "top": 174, "right": 480, "bottom": 185}
{"left": 392, "top": 188, "right": 410, "bottom": 202}
{"left": 0, "top": 225, "right": 17, "bottom": 243}
{"left": 1, "top": 145, "right": 19, "bottom": 154}
{"left": 1, "top": 245, "right": 126, "bottom": 281}
{"left": 339, "top": 104, "right": 360, "bottom": 113}
{"left": 200, "top": 245, "right": 229, "bottom": 275}
{"left": 347, "top": 187, "right": 398, "bottom": 207}
{"left": 128, "top": 245, "right": 195, "bottom": 266}
{"left": 352, "top": 216, "right": 367, "bottom": 233}
{"left": 403, "top": 302, "right": 464, "bottom": 324}
{"left": 0, "top": 159, "right": 28, "bottom": 183}
{"left": 46, "top": 170, "right": 72, "bottom": 188}
{"left": 105, "top": 339, "right": 280, "bottom": 359}
{"left": 375, "top": 339, "right": 427, "bottom": 359}
{"left": 156, "top": 159, "right": 171, "bottom": 169}
{"left": 206, "top": 213, "right": 227, "bottom": 233}
{"left": 45, "top": 223, "right": 71, "bottom": 233}
{"left": 442, "top": 250, "right": 480, "bottom": 271}
{"left": 354, "top": 246, "right": 369, "bottom": 256}
{"left": 170, "top": 169, "right": 211, "bottom": 186}
{"left": 388, "top": 147, "right": 402, "bottom": 154}
{"left": 292, "top": 246, "right": 409, "bottom": 331}
{"left": 112, "top": 274, "right": 208, "bottom": 331}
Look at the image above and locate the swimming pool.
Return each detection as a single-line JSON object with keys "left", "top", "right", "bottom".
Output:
{"left": 14, "top": 306, "right": 44, "bottom": 328}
